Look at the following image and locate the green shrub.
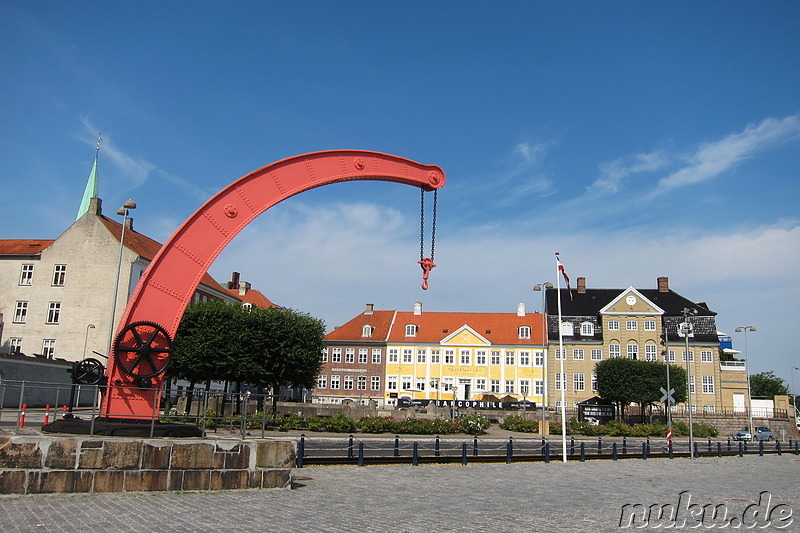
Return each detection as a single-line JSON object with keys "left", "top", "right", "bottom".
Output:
{"left": 500, "top": 415, "right": 540, "bottom": 433}
{"left": 357, "top": 416, "right": 397, "bottom": 433}
{"left": 454, "top": 414, "right": 490, "bottom": 435}
{"left": 322, "top": 412, "right": 357, "bottom": 433}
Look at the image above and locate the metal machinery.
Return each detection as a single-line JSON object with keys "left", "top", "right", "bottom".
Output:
{"left": 100, "top": 150, "right": 446, "bottom": 420}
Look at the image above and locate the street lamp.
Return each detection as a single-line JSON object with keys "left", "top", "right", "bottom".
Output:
{"left": 791, "top": 366, "right": 800, "bottom": 418}
{"left": 734, "top": 326, "right": 756, "bottom": 435}
{"left": 533, "top": 282, "right": 553, "bottom": 434}
{"left": 82, "top": 324, "right": 96, "bottom": 359}
{"left": 680, "top": 307, "right": 697, "bottom": 458}
{"left": 107, "top": 199, "right": 136, "bottom": 353}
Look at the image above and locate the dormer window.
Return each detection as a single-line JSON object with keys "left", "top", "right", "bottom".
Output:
{"left": 362, "top": 325, "right": 374, "bottom": 337}
{"left": 405, "top": 324, "right": 418, "bottom": 337}
{"left": 560, "top": 322, "right": 574, "bottom": 336}
{"left": 580, "top": 322, "right": 594, "bottom": 336}
{"left": 518, "top": 326, "right": 531, "bottom": 339}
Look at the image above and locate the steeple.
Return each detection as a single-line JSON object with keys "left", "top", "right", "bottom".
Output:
{"left": 76, "top": 135, "right": 101, "bottom": 220}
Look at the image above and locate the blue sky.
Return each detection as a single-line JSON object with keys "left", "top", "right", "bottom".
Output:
{"left": 2, "top": 2, "right": 799, "bottom": 388}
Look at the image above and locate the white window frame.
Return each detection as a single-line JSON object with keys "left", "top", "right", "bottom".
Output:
{"left": 519, "top": 351, "right": 531, "bottom": 366}
{"left": 555, "top": 372, "right": 566, "bottom": 391}
{"left": 42, "top": 339, "right": 56, "bottom": 358}
{"left": 644, "top": 320, "right": 656, "bottom": 331}
{"left": 371, "top": 376, "right": 381, "bottom": 391}
{"left": 591, "top": 372, "right": 598, "bottom": 391}
{"left": 444, "top": 349, "right": 455, "bottom": 365}
{"left": 362, "top": 325, "right": 373, "bottom": 337}
{"left": 46, "top": 301, "right": 61, "bottom": 324}
{"left": 572, "top": 349, "right": 584, "bottom": 360}
{"left": 476, "top": 350, "right": 487, "bottom": 365}
{"left": 19, "top": 264, "right": 34, "bottom": 286}
{"left": 14, "top": 301, "right": 28, "bottom": 323}
{"left": 490, "top": 380, "right": 500, "bottom": 393}
{"left": 490, "top": 351, "right": 501, "bottom": 365}
{"left": 317, "top": 375, "right": 327, "bottom": 389}
{"left": 430, "top": 349, "right": 440, "bottom": 363}
{"left": 519, "top": 379, "right": 530, "bottom": 396}
{"left": 645, "top": 344, "right": 657, "bottom": 362}
{"left": 580, "top": 322, "right": 594, "bottom": 336}
{"left": 555, "top": 348, "right": 566, "bottom": 360}
{"left": 405, "top": 324, "right": 417, "bottom": 337}
{"left": 401, "top": 376, "right": 412, "bottom": 390}
{"left": 416, "top": 378, "right": 426, "bottom": 391}
{"left": 10, "top": 338, "right": 23, "bottom": 353}
{"left": 682, "top": 350, "right": 695, "bottom": 362}
{"left": 357, "top": 376, "right": 367, "bottom": 391}
{"left": 417, "top": 349, "right": 426, "bottom": 363}
{"left": 534, "top": 379, "right": 544, "bottom": 396}
{"left": 626, "top": 320, "right": 638, "bottom": 331}
{"left": 574, "top": 373, "right": 585, "bottom": 392}
{"left": 560, "top": 322, "right": 574, "bottom": 336}
{"left": 321, "top": 349, "right": 328, "bottom": 363}
{"left": 387, "top": 376, "right": 398, "bottom": 391}
{"left": 591, "top": 349, "right": 602, "bottom": 361}
{"left": 504, "top": 380, "right": 515, "bottom": 394}
{"left": 402, "top": 348, "right": 413, "bottom": 364}
{"left": 343, "top": 376, "right": 354, "bottom": 390}
{"left": 701, "top": 350, "right": 713, "bottom": 363}
{"left": 345, "top": 348, "right": 355, "bottom": 364}
{"left": 702, "top": 375, "right": 714, "bottom": 394}
{"left": 460, "top": 349, "right": 471, "bottom": 365}
{"left": 534, "top": 350, "right": 544, "bottom": 367}
{"left": 505, "top": 351, "right": 515, "bottom": 366}
{"left": 627, "top": 343, "right": 638, "bottom": 360}
{"left": 388, "top": 348, "right": 398, "bottom": 363}
{"left": 331, "top": 348, "right": 342, "bottom": 363}
{"left": 330, "top": 375, "right": 341, "bottom": 390}
{"left": 372, "top": 349, "right": 382, "bottom": 364}
{"left": 52, "top": 264, "right": 67, "bottom": 286}
{"left": 609, "top": 344, "right": 621, "bottom": 358}
{"left": 607, "top": 320, "right": 620, "bottom": 331}
{"left": 358, "top": 349, "right": 368, "bottom": 364}
{"left": 518, "top": 326, "right": 531, "bottom": 339}
{"left": 476, "top": 378, "right": 487, "bottom": 392}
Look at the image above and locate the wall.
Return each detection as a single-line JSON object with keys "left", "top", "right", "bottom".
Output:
{"left": 0, "top": 435, "right": 295, "bottom": 494}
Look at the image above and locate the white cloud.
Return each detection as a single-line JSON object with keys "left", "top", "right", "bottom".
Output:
{"left": 591, "top": 150, "right": 668, "bottom": 195}
{"left": 647, "top": 114, "right": 800, "bottom": 199}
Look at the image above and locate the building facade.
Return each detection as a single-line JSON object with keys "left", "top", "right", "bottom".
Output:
{"left": 317, "top": 302, "right": 546, "bottom": 408}
{"left": 544, "top": 276, "right": 726, "bottom": 413}
{"left": 0, "top": 197, "right": 238, "bottom": 364}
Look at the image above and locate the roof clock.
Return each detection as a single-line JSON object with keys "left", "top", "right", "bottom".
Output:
{"left": 625, "top": 295, "right": 637, "bottom": 306}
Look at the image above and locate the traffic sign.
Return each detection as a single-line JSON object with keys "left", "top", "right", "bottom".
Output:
{"left": 660, "top": 387, "right": 675, "bottom": 404}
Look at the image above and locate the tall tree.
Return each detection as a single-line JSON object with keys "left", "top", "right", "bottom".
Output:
{"left": 595, "top": 358, "right": 687, "bottom": 421}
{"left": 749, "top": 371, "right": 789, "bottom": 399}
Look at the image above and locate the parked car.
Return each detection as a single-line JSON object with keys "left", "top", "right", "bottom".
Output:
{"left": 733, "top": 426, "right": 775, "bottom": 441}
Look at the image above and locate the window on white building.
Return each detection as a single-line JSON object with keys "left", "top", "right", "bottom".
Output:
{"left": 52, "top": 264, "right": 67, "bottom": 286}
{"left": 46, "top": 302, "right": 61, "bottom": 324}
{"left": 430, "top": 349, "right": 440, "bottom": 363}
{"left": 476, "top": 350, "right": 487, "bottom": 365}
{"left": 519, "top": 351, "right": 531, "bottom": 366}
{"left": 14, "top": 301, "right": 28, "bottom": 323}
{"left": 505, "top": 380, "right": 515, "bottom": 394}
{"left": 460, "top": 349, "right": 471, "bottom": 365}
{"left": 10, "top": 338, "right": 23, "bottom": 353}
{"left": 405, "top": 324, "right": 418, "bottom": 337}
{"left": 388, "top": 349, "right": 398, "bottom": 363}
{"left": 402, "top": 348, "right": 413, "bottom": 363}
{"left": 42, "top": 339, "right": 56, "bottom": 359}
{"left": 444, "top": 349, "right": 455, "bottom": 364}
{"left": 19, "top": 264, "right": 34, "bottom": 286}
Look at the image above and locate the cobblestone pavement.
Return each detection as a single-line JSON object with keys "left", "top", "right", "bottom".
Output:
{"left": 1, "top": 454, "right": 798, "bottom": 532}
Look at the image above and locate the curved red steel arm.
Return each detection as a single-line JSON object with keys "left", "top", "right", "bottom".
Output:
{"left": 101, "top": 150, "right": 445, "bottom": 418}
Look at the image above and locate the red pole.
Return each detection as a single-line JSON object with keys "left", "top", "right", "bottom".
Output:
{"left": 44, "top": 405, "right": 51, "bottom": 425}
{"left": 18, "top": 403, "right": 27, "bottom": 428}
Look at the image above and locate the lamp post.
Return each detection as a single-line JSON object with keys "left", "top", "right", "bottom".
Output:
{"left": 82, "top": 324, "right": 96, "bottom": 359}
{"left": 533, "top": 282, "right": 553, "bottom": 434}
{"left": 791, "top": 366, "right": 800, "bottom": 419}
{"left": 107, "top": 199, "right": 136, "bottom": 354}
{"left": 680, "top": 307, "right": 697, "bottom": 458}
{"left": 734, "top": 326, "right": 756, "bottom": 435}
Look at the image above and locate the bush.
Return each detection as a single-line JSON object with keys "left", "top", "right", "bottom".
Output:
{"left": 500, "top": 415, "right": 540, "bottom": 433}
{"left": 321, "top": 412, "right": 357, "bottom": 433}
{"left": 357, "top": 416, "right": 397, "bottom": 433}
{"left": 454, "top": 414, "right": 490, "bottom": 435}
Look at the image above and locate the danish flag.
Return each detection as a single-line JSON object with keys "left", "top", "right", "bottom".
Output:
{"left": 556, "top": 253, "right": 573, "bottom": 300}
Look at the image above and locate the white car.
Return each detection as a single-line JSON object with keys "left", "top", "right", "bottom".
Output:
{"left": 733, "top": 426, "right": 775, "bottom": 441}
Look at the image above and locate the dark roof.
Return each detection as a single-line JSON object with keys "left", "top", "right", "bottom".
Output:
{"left": 545, "top": 288, "right": 716, "bottom": 317}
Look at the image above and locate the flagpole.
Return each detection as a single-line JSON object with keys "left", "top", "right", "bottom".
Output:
{"left": 556, "top": 253, "right": 568, "bottom": 463}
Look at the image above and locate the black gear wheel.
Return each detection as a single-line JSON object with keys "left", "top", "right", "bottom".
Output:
{"left": 113, "top": 320, "right": 174, "bottom": 379}
{"left": 72, "top": 358, "right": 105, "bottom": 385}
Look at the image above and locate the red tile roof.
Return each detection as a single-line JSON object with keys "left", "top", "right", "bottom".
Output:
{"left": 98, "top": 216, "right": 229, "bottom": 293}
{"left": 223, "top": 287, "right": 279, "bottom": 308}
{"left": 0, "top": 240, "right": 55, "bottom": 255}
{"left": 326, "top": 309, "right": 546, "bottom": 345}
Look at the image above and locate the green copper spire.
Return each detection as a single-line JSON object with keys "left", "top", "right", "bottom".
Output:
{"left": 76, "top": 136, "right": 101, "bottom": 220}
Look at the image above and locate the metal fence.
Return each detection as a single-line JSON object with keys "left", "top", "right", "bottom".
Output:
{"left": 297, "top": 433, "right": 800, "bottom": 467}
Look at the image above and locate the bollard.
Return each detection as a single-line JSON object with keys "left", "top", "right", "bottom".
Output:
{"left": 43, "top": 405, "right": 51, "bottom": 425}
{"left": 358, "top": 442, "right": 365, "bottom": 467}
{"left": 707, "top": 438, "right": 712, "bottom": 454}
{"left": 570, "top": 436, "right": 575, "bottom": 455}
{"left": 473, "top": 436, "right": 478, "bottom": 456}
{"left": 580, "top": 442, "right": 585, "bottom": 462}
{"left": 642, "top": 441, "right": 647, "bottom": 460}
{"left": 668, "top": 440, "right": 674, "bottom": 459}
{"left": 435, "top": 436, "right": 440, "bottom": 457}
{"left": 717, "top": 442, "right": 722, "bottom": 458}
{"left": 776, "top": 441, "right": 781, "bottom": 456}
{"left": 462, "top": 442, "right": 467, "bottom": 465}
{"left": 622, "top": 437, "right": 627, "bottom": 454}
{"left": 297, "top": 434, "right": 305, "bottom": 468}
{"left": 348, "top": 435, "right": 354, "bottom": 459}
{"left": 738, "top": 441, "right": 743, "bottom": 457}
{"left": 646, "top": 440, "right": 650, "bottom": 455}
{"left": 412, "top": 442, "right": 418, "bottom": 466}
{"left": 727, "top": 438, "right": 731, "bottom": 453}
{"left": 541, "top": 436, "right": 546, "bottom": 454}
{"left": 759, "top": 440, "right": 764, "bottom": 457}
{"left": 795, "top": 441, "right": 799, "bottom": 456}
{"left": 544, "top": 442, "right": 550, "bottom": 463}
{"left": 18, "top": 403, "right": 26, "bottom": 429}
{"left": 506, "top": 437, "right": 513, "bottom": 464}
{"left": 394, "top": 435, "right": 400, "bottom": 457}
{"left": 612, "top": 442, "right": 618, "bottom": 461}
{"left": 693, "top": 441, "right": 698, "bottom": 458}
{"left": 598, "top": 437, "right": 602, "bottom": 455}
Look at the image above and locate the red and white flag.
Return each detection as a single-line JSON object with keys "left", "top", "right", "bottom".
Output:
{"left": 556, "top": 253, "right": 573, "bottom": 300}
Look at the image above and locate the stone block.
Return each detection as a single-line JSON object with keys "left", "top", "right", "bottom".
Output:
{"left": 172, "top": 442, "right": 223, "bottom": 469}
{"left": 93, "top": 470, "right": 125, "bottom": 492}
{"left": 0, "top": 441, "right": 42, "bottom": 469}
{"left": 256, "top": 441, "right": 295, "bottom": 468}
{"left": 181, "top": 470, "right": 211, "bottom": 491}
{"left": 78, "top": 440, "right": 105, "bottom": 469}
{"left": 141, "top": 443, "right": 172, "bottom": 469}
{"left": 45, "top": 439, "right": 78, "bottom": 469}
{"left": 222, "top": 443, "right": 251, "bottom": 470}
{"left": 36, "top": 471, "right": 77, "bottom": 493}
{"left": 262, "top": 469, "right": 291, "bottom": 489}
{"left": 168, "top": 470, "right": 184, "bottom": 492}
{"left": 102, "top": 441, "right": 143, "bottom": 470}
{"left": 73, "top": 471, "right": 94, "bottom": 492}
{"left": 0, "top": 470, "right": 27, "bottom": 494}
{"left": 210, "top": 470, "right": 249, "bottom": 490}
{"left": 124, "top": 471, "right": 169, "bottom": 492}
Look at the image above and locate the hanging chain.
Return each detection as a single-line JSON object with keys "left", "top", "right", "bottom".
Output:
{"left": 418, "top": 189, "right": 437, "bottom": 290}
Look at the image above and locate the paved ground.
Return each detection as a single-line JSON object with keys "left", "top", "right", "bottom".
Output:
{"left": 1, "top": 454, "right": 798, "bottom": 532}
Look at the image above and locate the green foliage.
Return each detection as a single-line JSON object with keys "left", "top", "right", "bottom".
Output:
{"left": 454, "top": 414, "right": 491, "bottom": 435}
{"left": 563, "top": 417, "right": 718, "bottom": 438}
{"left": 357, "top": 416, "right": 397, "bottom": 433}
{"left": 499, "top": 415, "right": 540, "bottom": 433}
{"left": 595, "top": 358, "right": 688, "bottom": 417}
{"left": 749, "top": 371, "right": 789, "bottom": 399}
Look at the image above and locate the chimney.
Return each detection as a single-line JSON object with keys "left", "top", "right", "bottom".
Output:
{"left": 91, "top": 197, "right": 103, "bottom": 215}
{"left": 414, "top": 302, "right": 422, "bottom": 316}
{"left": 577, "top": 277, "right": 586, "bottom": 293}
{"left": 658, "top": 277, "right": 669, "bottom": 292}
{"left": 364, "top": 303, "right": 374, "bottom": 315}
{"left": 238, "top": 281, "right": 251, "bottom": 296}
{"left": 517, "top": 302, "right": 525, "bottom": 317}
{"left": 125, "top": 217, "right": 134, "bottom": 231}
{"left": 229, "top": 272, "right": 240, "bottom": 290}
